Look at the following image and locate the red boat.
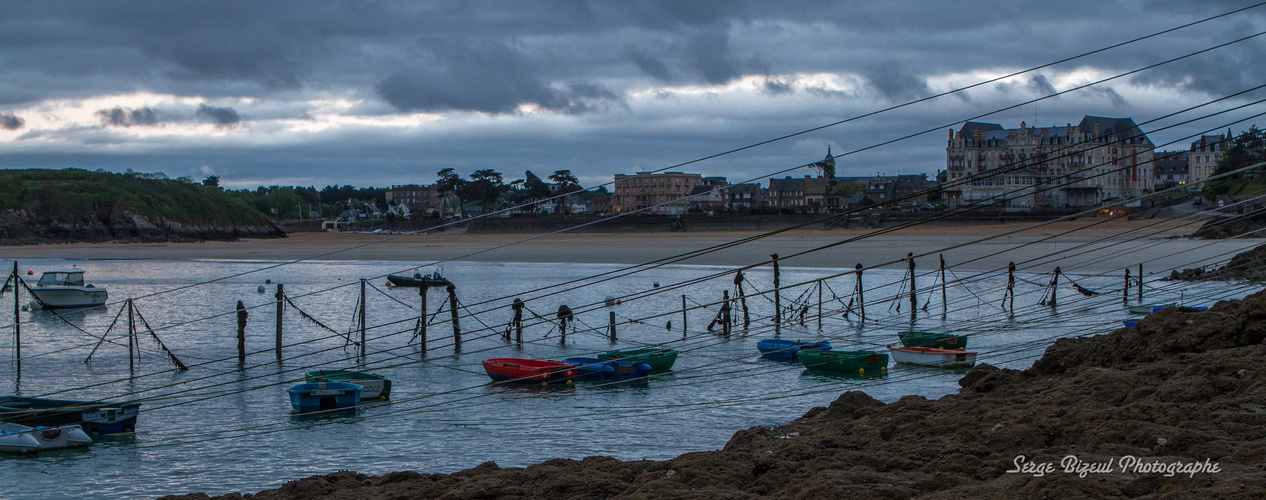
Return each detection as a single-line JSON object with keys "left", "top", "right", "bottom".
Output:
{"left": 482, "top": 358, "right": 577, "bottom": 384}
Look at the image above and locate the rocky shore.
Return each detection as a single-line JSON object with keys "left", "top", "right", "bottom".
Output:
{"left": 0, "top": 208, "right": 284, "bottom": 245}
{"left": 160, "top": 286, "right": 1266, "bottom": 499}
{"left": 1169, "top": 243, "right": 1266, "bottom": 281}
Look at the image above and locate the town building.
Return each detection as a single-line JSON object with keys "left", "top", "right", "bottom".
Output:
{"left": 612, "top": 171, "right": 703, "bottom": 215}
{"left": 687, "top": 176, "right": 730, "bottom": 213}
{"left": 767, "top": 176, "right": 839, "bottom": 210}
{"left": 386, "top": 185, "right": 445, "bottom": 216}
{"left": 945, "top": 116, "right": 1155, "bottom": 209}
{"left": 1189, "top": 131, "right": 1232, "bottom": 187}
{"left": 865, "top": 174, "right": 932, "bottom": 207}
{"left": 1152, "top": 150, "right": 1190, "bottom": 190}
{"left": 727, "top": 183, "right": 766, "bottom": 209}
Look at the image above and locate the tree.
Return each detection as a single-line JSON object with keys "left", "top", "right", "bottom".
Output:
{"left": 1204, "top": 127, "right": 1266, "bottom": 199}
{"left": 834, "top": 181, "right": 866, "bottom": 196}
{"left": 549, "top": 170, "right": 580, "bottom": 193}
{"left": 467, "top": 169, "right": 504, "bottom": 209}
{"left": 524, "top": 171, "right": 552, "bottom": 200}
{"left": 201, "top": 175, "right": 220, "bottom": 187}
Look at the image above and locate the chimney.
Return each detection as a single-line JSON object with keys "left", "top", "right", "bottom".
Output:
{"left": 1093, "top": 121, "right": 1099, "bottom": 138}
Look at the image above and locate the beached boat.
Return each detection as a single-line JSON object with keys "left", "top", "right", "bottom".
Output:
{"left": 286, "top": 381, "right": 362, "bottom": 413}
{"left": 563, "top": 357, "right": 652, "bottom": 383}
{"left": 756, "top": 339, "right": 832, "bottom": 360}
{"left": 1127, "top": 302, "right": 1176, "bottom": 314}
{"left": 1123, "top": 319, "right": 1139, "bottom": 328}
{"left": 889, "top": 346, "right": 978, "bottom": 368}
{"left": 799, "top": 350, "right": 888, "bottom": 376}
{"left": 897, "top": 331, "right": 967, "bottom": 350}
{"left": 0, "top": 396, "right": 140, "bottom": 435}
{"left": 28, "top": 269, "right": 107, "bottom": 309}
{"left": 598, "top": 348, "right": 678, "bottom": 373}
{"left": 305, "top": 370, "right": 391, "bottom": 400}
{"left": 482, "top": 358, "right": 577, "bottom": 384}
{"left": 0, "top": 423, "right": 91, "bottom": 453}
{"left": 387, "top": 271, "right": 452, "bottom": 288}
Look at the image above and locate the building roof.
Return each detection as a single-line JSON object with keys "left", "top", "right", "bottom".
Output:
{"left": 959, "top": 122, "right": 1004, "bottom": 138}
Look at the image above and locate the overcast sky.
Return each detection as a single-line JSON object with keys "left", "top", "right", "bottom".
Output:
{"left": 1, "top": 1, "right": 1265, "bottom": 190}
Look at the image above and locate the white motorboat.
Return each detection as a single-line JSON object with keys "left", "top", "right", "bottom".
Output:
{"left": 888, "top": 345, "right": 978, "bottom": 368}
{"left": 0, "top": 423, "right": 92, "bottom": 453}
{"left": 29, "top": 269, "right": 107, "bottom": 308}
{"left": 1127, "top": 302, "right": 1176, "bottom": 314}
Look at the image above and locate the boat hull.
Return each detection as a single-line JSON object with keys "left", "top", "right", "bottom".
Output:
{"left": 286, "top": 382, "right": 362, "bottom": 413}
{"left": 1127, "top": 303, "right": 1176, "bottom": 314}
{"left": 482, "top": 358, "right": 577, "bottom": 384}
{"left": 897, "top": 331, "right": 967, "bottom": 350}
{"left": 0, "top": 396, "right": 140, "bottom": 435}
{"left": 756, "top": 339, "right": 832, "bottom": 360}
{"left": 30, "top": 287, "right": 108, "bottom": 308}
{"left": 563, "top": 357, "right": 651, "bottom": 383}
{"left": 305, "top": 370, "right": 392, "bottom": 399}
{"left": 889, "top": 346, "right": 977, "bottom": 368}
{"left": 598, "top": 348, "right": 678, "bottom": 373}
{"left": 0, "top": 423, "right": 91, "bottom": 453}
{"left": 387, "top": 274, "right": 452, "bottom": 288}
{"left": 799, "top": 350, "right": 888, "bottom": 376}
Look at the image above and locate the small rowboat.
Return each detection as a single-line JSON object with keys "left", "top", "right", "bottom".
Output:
{"left": 563, "top": 357, "right": 652, "bottom": 383}
{"left": 1127, "top": 302, "right": 1176, "bottom": 314}
{"left": 798, "top": 350, "right": 888, "bottom": 376}
{"left": 598, "top": 348, "right": 678, "bottom": 373}
{"left": 1122, "top": 319, "right": 1139, "bottom": 328}
{"left": 286, "top": 381, "right": 362, "bottom": 413}
{"left": 889, "top": 346, "right": 977, "bottom": 368}
{"left": 305, "top": 370, "right": 392, "bottom": 400}
{"left": 0, "top": 423, "right": 92, "bottom": 454}
{"left": 897, "top": 331, "right": 967, "bottom": 350}
{"left": 482, "top": 358, "right": 577, "bottom": 384}
{"left": 756, "top": 339, "right": 832, "bottom": 360}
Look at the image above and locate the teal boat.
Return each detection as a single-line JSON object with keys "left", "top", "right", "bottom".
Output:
{"left": 598, "top": 348, "right": 678, "bottom": 373}
{"left": 897, "top": 331, "right": 967, "bottom": 350}
{"left": 305, "top": 370, "right": 392, "bottom": 400}
{"left": 798, "top": 350, "right": 888, "bottom": 376}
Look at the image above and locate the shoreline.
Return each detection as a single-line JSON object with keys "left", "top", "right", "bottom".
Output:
{"left": 0, "top": 218, "right": 1255, "bottom": 273}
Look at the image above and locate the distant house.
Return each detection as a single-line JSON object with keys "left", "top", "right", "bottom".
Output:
{"left": 769, "top": 176, "right": 842, "bottom": 211}
{"left": 591, "top": 194, "right": 611, "bottom": 214}
{"left": 728, "top": 183, "right": 766, "bottom": 209}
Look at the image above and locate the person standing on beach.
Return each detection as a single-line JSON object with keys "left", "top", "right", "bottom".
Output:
{"left": 236, "top": 300, "right": 248, "bottom": 363}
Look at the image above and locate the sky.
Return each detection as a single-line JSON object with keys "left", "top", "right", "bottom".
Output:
{"left": 1, "top": 0, "right": 1265, "bottom": 190}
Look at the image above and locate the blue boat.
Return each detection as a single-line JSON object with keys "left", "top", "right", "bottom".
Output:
{"left": 756, "top": 339, "right": 832, "bottom": 360}
{"left": 563, "top": 357, "right": 652, "bottom": 383}
{"left": 0, "top": 396, "right": 140, "bottom": 435}
{"left": 1122, "top": 319, "right": 1139, "bottom": 328}
{"left": 286, "top": 381, "right": 361, "bottom": 413}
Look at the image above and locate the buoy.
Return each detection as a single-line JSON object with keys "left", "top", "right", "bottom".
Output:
{"left": 604, "top": 295, "right": 616, "bottom": 307}
{"left": 265, "top": 279, "right": 272, "bottom": 284}
{"left": 858, "top": 368, "right": 864, "bottom": 375}
{"left": 653, "top": 282, "right": 660, "bottom": 288}
{"left": 26, "top": 270, "right": 32, "bottom": 275}
{"left": 616, "top": 299, "right": 621, "bottom": 305}
{"left": 256, "top": 285, "right": 265, "bottom": 293}
{"left": 386, "top": 281, "right": 392, "bottom": 287}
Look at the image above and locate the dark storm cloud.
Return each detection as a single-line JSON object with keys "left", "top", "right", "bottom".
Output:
{"left": 96, "top": 106, "right": 163, "bottom": 127}
{"left": 0, "top": 113, "right": 24, "bottom": 130}
{"left": 622, "top": 47, "right": 677, "bottom": 82}
{"left": 762, "top": 79, "right": 795, "bottom": 95}
{"left": 196, "top": 104, "right": 241, "bottom": 128}
{"left": 1090, "top": 87, "right": 1128, "bottom": 108}
{"left": 1027, "top": 75, "right": 1058, "bottom": 96}
{"left": 376, "top": 41, "right": 622, "bottom": 114}
{"left": 687, "top": 29, "right": 743, "bottom": 84}
{"left": 859, "top": 61, "right": 931, "bottom": 101}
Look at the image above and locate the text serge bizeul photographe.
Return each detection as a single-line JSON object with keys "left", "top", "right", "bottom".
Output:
{"left": 1007, "top": 455, "right": 1222, "bottom": 478}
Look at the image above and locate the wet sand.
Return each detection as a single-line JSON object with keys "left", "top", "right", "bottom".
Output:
{"left": 0, "top": 218, "right": 1255, "bottom": 274}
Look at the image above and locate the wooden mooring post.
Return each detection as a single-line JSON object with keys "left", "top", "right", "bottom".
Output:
{"left": 816, "top": 280, "right": 823, "bottom": 331}
{"left": 771, "top": 254, "right": 781, "bottom": 329}
{"left": 236, "top": 300, "right": 247, "bottom": 363}
{"left": 127, "top": 299, "right": 136, "bottom": 372}
{"left": 1123, "top": 268, "right": 1131, "bottom": 305}
{"left": 447, "top": 284, "right": 461, "bottom": 350}
{"left": 359, "top": 279, "right": 367, "bottom": 356}
{"left": 418, "top": 283, "right": 429, "bottom": 355}
{"left": 556, "top": 304, "right": 571, "bottom": 345}
{"left": 721, "top": 290, "right": 732, "bottom": 336}
{"left": 855, "top": 263, "right": 865, "bottom": 323}
{"left": 275, "top": 284, "right": 284, "bottom": 361}
{"left": 907, "top": 252, "right": 917, "bottom": 321}
{"left": 511, "top": 298, "right": 523, "bottom": 345}
{"left": 609, "top": 311, "right": 617, "bottom": 342}
{"left": 1049, "top": 267, "right": 1061, "bottom": 308}
{"left": 1138, "top": 263, "right": 1144, "bottom": 302}
{"left": 681, "top": 295, "right": 687, "bottom": 338}
{"left": 1004, "top": 262, "right": 1016, "bottom": 312}
{"left": 939, "top": 255, "right": 948, "bottom": 319}
{"left": 12, "top": 262, "right": 19, "bottom": 373}
{"left": 734, "top": 271, "right": 750, "bottom": 329}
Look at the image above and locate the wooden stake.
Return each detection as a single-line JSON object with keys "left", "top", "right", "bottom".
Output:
{"left": 609, "top": 311, "right": 617, "bottom": 342}
{"left": 127, "top": 299, "right": 136, "bottom": 371}
{"left": 359, "top": 279, "right": 367, "bottom": 356}
{"left": 1138, "top": 263, "right": 1143, "bottom": 302}
{"left": 681, "top": 295, "right": 687, "bottom": 338}
{"left": 1123, "top": 268, "right": 1131, "bottom": 305}
{"left": 907, "top": 252, "right": 917, "bottom": 320}
{"left": 447, "top": 284, "right": 461, "bottom": 350}
{"left": 939, "top": 255, "right": 948, "bottom": 318}
{"left": 721, "top": 290, "right": 732, "bottom": 336}
{"left": 12, "top": 262, "right": 19, "bottom": 373}
{"left": 772, "top": 253, "right": 781, "bottom": 329}
{"left": 275, "top": 284, "right": 284, "bottom": 361}
{"left": 855, "top": 263, "right": 865, "bottom": 323}
{"left": 419, "top": 283, "right": 429, "bottom": 355}
{"left": 511, "top": 297, "right": 523, "bottom": 345}
{"left": 1049, "top": 267, "right": 1060, "bottom": 308}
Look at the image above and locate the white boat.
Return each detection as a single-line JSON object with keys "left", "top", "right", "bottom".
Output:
{"left": 888, "top": 345, "right": 977, "bottom": 368}
{"left": 1127, "top": 302, "right": 1176, "bottom": 314}
{"left": 0, "top": 423, "right": 91, "bottom": 453}
{"left": 29, "top": 269, "right": 108, "bottom": 309}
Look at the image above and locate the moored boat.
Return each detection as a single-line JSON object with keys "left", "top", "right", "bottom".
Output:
{"left": 888, "top": 345, "right": 977, "bottom": 368}
{"left": 756, "top": 339, "right": 831, "bottom": 360}
{"left": 387, "top": 271, "right": 452, "bottom": 288}
{"left": 482, "top": 358, "right": 577, "bottom": 384}
{"left": 597, "top": 348, "right": 678, "bottom": 373}
{"left": 286, "top": 381, "right": 362, "bottom": 413}
{"left": 563, "top": 357, "right": 652, "bottom": 383}
{"left": 0, "top": 423, "right": 91, "bottom": 453}
{"left": 1127, "top": 302, "right": 1176, "bottom": 314}
{"left": 0, "top": 396, "right": 140, "bottom": 435}
{"left": 897, "top": 330, "right": 967, "bottom": 350}
{"left": 798, "top": 350, "right": 888, "bottom": 376}
{"left": 305, "top": 370, "right": 392, "bottom": 400}
{"left": 28, "top": 269, "right": 107, "bottom": 309}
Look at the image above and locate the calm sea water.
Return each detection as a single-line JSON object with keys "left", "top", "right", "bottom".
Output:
{"left": 0, "top": 257, "right": 1251, "bottom": 499}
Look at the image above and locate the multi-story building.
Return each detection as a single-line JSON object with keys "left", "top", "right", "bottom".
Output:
{"left": 865, "top": 174, "right": 932, "bottom": 207}
{"left": 767, "top": 175, "right": 844, "bottom": 211}
{"left": 945, "top": 116, "right": 1155, "bottom": 209}
{"left": 1153, "top": 150, "right": 1190, "bottom": 190}
{"left": 1189, "top": 131, "right": 1232, "bottom": 187}
{"left": 386, "top": 185, "right": 444, "bottom": 215}
{"left": 686, "top": 177, "right": 730, "bottom": 213}
{"left": 612, "top": 171, "right": 703, "bottom": 215}
{"left": 727, "top": 183, "right": 766, "bottom": 209}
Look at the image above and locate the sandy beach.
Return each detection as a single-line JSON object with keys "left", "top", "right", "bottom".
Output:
{"left": 0, "top": 218, "right": 1257, "bottom": 275}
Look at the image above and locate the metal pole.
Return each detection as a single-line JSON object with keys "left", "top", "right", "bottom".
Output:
{"left": 1138, "top": 263, "right": 1143, "bottom": 302}
{"left": 771, "top": 253, "right": 781, "bottom": 328}
{"left": 512, "top": 297, "right": 522, "bottom": 345}
{"left": 816, "top": 280, "right": 823, "bottom": 331}
{"left": 855, "top": 263, "right": 865, "bottom": 323}
{"left": 939, "top": 255, "right": 947, "bottom": 318}
{"left": 419, "top": 283, "right": 429, "bottom": 355}
{"left": 447, "top": 284, "right": 461, "bottom": 350}
{"left": 127, "top": 299, "right": 135, "bottom": 371}
{"left": 275, "top": 284, "right": 284, "bottom": 361}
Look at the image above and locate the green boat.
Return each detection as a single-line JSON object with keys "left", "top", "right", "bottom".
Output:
{"left": 304, "top": 370, "right": 392, "bottom": 400}
{"left": 897, "top": 331, "right": 967, "bottom": 350}
{"left": 598, "top": 348, "right": 678, "bottom": 373}
{"left": 798, "top": 350, "right": 888, "bottom": 376}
